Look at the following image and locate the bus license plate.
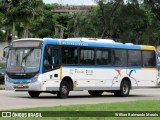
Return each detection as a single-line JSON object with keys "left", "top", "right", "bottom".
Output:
{"left": 17, "top": 84, "right": 24, "bottom": 88}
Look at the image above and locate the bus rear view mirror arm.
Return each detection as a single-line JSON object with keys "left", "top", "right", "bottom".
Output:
{"left": 3, "top": 46, "right": 10, "bottom": 58}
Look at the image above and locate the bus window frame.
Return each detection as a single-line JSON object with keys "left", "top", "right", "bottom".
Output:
{"left": 127, "top": 49, "right": 142, "bottom": 68}
{"left": 79, "top": 47, "right": 96, "bottom": 66}
{"left": 42, "top": 44, "right": 157, "bottom": 71}
{"left": 61, "top": 46, "right": 79, "bottom": 66}
{"left": 43, "top": 45, "right": 61, "bottom": 73}
{"left": 142, "top": 50, "right": 156, "bottom": 68}
{"left": 95, "top": 48, "right": 112, "bottom": 66}
{"left": 111, "top": 48, "right": 127, "bottom": 67}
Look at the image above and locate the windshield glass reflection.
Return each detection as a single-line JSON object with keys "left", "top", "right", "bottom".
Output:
{"left": 6, "top": 48, "right": 41, "bottom": 73}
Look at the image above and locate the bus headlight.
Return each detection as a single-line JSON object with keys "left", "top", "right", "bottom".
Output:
{"left": 33, "top": 74, "right": 39, "bottom": 82}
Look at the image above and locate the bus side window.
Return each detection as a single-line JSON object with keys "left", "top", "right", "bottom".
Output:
{"left": 62, "top": 47, "right": 78, "bottom": 65}
{"left": 43, "top": 46, "right": 52, "bottom": 72}
{"left": 96, "top": 49, "right": 111, "bottom": 65}
{"left": 51, "top": 49, "right": 59, "bottom": 65}
{"left": 128, "top": 50, "right": 141, "bottom": 67}
{"left": 112, "top": 49, "right": 127, "bottom": 66}
{"left": 80, "top": 49, "right": 95, "bottom": 65}
{"left": 142, "top": 51, "right": 156, "bottom": 67}
{"left": 43, "top": 46, "right": 60, "bottom": 72}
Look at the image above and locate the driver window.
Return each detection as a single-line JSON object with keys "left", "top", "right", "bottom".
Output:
{"left": 43, "top": 45, "right": 59, "bottom": 72}
{"left": 44, "top": 46, "right": 51, "bottom": 65}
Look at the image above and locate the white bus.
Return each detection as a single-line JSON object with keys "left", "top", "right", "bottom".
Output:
{"left": 4, "top": 38, "right": 158, "bottom": 98}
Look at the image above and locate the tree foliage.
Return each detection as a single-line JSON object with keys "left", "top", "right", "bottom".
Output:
{"left": 0, "top": 0, "right": 44, "bottom": 40}
{"left": 0, "top": 0, "right": 160, "bottom": 45}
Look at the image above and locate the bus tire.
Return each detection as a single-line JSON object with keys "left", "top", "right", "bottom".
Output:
{"left": 57, "top": 81, "right": 69, "bottom": 98}
{"left": 114, "top": 80, "right": 130, "bottom": 97}
{"left": 88, "top": 90, "right": 103, "bottom": 96}
{"left": 28, "top": 91, "right": 40, "bottom": 98}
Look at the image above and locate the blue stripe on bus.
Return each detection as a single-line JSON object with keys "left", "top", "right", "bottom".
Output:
{"left": 62, "top": 65, "right": 142, "bottom": 70}
{"left": 61, "top": 40, "right": 141, "bottom": 49}
{"left": 43, "top": 39, "right": 59, "bottom": 46}
{"left": 8, "top": 77, "right": 34, "bottom": 83}
{"left": 42, "top": 39, "right": 141, "bottom": 50}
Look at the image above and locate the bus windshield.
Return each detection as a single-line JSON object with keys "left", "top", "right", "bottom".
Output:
{"left": 6, "top": 48, "right": 41, "bottom": 73}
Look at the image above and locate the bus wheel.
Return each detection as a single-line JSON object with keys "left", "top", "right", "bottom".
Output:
{"left": 88, "top": 91, "right": 103, "bottom": 96}
{"left": 28, "top": 91, "right": 40, "bottom": 98}
{"left": 57, "top": 81, "right": 69, "bottom": 98}
{"left": 114, "top": 80, "right": 130, "bottom": 97}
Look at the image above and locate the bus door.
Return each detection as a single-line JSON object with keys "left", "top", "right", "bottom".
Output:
{"left": 42, "top": 45, "right": 61, "bottom": 90}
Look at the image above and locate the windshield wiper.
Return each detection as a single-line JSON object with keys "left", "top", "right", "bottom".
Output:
{"left": 22, "top": 48, "right": 34, "bottom": 61}
{"left": 20, "top": 48, "right": 34, "bottom": 73}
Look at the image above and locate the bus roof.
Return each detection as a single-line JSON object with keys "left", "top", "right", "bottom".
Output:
{"left": 12, "top": 38, "right": 155, "bottom": 51}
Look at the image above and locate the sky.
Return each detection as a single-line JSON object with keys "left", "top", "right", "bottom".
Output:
{"left": 43, "top": 0, "right": 97, "bottom": 5}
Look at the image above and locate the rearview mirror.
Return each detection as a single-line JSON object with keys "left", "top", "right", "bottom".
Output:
{"left": 3, "top": 46, "right": 9, "bottom": 58}
{"left": 3, "top": 51, "right": 6, "bottom": 58}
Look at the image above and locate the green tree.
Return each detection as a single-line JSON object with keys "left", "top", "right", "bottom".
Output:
{"left": 113, "top": 3, "right": 148, "bottom": 44}
{"left": 94, "top": 0, "right": 124, "bottom": 38}
{"left": 0, "top": 0, "right": 45, "bottom": 40}
{"left": 144, "top": 0, "right": 160, "bottom": 21}
{"left": 15, "top": 0, "right": 44, "bottom": 38}
{"left": 0, "top": 0, "right": 16, "bottom": 42}
{"left": 30, "top": 4, "right": 59, "bottom": 38}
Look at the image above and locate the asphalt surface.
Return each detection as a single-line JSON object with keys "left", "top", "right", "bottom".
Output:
{"left": 0, "top": 88, "right": 160, "bottom": 110}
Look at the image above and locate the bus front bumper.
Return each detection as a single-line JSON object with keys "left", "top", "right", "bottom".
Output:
{"left": 5, "top": 80, "right": 43, "bottom": 91}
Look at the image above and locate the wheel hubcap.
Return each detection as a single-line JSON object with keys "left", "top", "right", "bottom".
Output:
{"left": 62, "top": 85, "right": 68, "bottom": 94}
{"left": 123, "top": 84, "right": 128, "bottom": 94}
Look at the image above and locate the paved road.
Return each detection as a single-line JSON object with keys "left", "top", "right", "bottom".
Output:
{"left": 0, "top": 88, "right": 160, "bottom": 110}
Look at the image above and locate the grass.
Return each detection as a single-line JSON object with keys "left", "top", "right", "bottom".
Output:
{"left": 13, "top": 100, "right": 160, "bottom": 111}
{"left": 1, "top": 100, "right": 160, "bottom": 120}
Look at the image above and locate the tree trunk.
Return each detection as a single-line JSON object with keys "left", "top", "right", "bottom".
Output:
{"left": 55, "top": 27, "right": 59, "bottom": 35}
{"left": 23, "top": 24, "right": 29, "bottom": 38}
{"left": 5, "top": 27, "right": 9, "bottom": 42}
{"left": 23, "top": 28, "right": 28, "bottom": 38}
{"left": 73, "top": 14, "right": 79, "bottom": 37}
{"left": 60, "top": 28, "right": 64, "bottom": 39}
{"left": 101, "top": 27, "right": 107, "bottom": 38}
{"left": 11, "top": 22, "right": 16, "bottom": 40}
{"left": 98, "top": 1, "right": 107, "bottom": 38}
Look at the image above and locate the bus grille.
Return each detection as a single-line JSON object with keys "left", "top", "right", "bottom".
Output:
{"left": 9, "top": 75, "right": 32, "bottom": 79}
